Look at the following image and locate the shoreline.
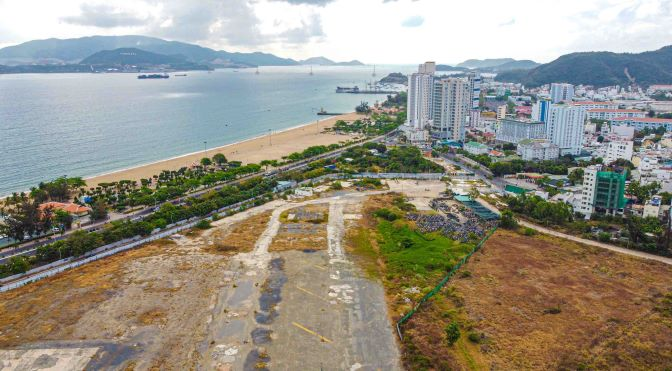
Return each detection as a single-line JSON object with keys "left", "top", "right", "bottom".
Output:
{"left": 83, "top": 112, "right": 365, "bottom": 187}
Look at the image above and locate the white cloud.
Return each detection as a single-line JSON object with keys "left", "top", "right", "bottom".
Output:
{"left": 1, "top": 0, "right": 671, "bottom": 63}
{"left": 401, "top": 15, "right": 424, "bottom": 27}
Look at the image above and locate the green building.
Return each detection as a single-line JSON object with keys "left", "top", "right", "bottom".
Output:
{"left": 593, "top": 170, "right": 627, "bottom": 211}
{"left": 577, "top": 165, "right": 627, "bottom": 218}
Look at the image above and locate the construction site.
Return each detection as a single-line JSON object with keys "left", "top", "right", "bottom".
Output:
{"left": 1, "top": 177, "right": 671, "bottom": 370}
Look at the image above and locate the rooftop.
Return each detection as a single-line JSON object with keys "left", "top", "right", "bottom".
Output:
{"left": 611, "top": 117, "right": 672, "bottom": 123}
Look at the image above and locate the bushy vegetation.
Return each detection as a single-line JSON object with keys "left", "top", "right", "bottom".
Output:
{"left": 506, "top": 194, "right": 573, "bottom": 226}
{"left": 332, "top": 112, "right": 402, "bottom": 136}
{"left": 340, "top": 143, "right": 443, "bottom": 173}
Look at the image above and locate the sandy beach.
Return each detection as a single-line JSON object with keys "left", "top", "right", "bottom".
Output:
{"left": 85, "top": 112, "right": 366, "bottom": 187}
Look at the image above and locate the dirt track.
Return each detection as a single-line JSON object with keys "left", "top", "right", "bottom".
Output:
{"left": 0, "top": 189, "right": 401, "bottom": 370}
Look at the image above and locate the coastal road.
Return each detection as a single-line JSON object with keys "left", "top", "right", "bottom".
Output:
{"left": 0, "top": 131, "right": 396, "bottom": 265}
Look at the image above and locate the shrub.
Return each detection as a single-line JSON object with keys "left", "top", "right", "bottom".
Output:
{"left": 467, "top": 332, "right": 481, "bottom": 343}
{"left": 500, "top": 210, "right": 518, "bottom": 230}
{"left": 597, "top": 232, "right": 611, "bottom": 242}
{"left": 195, "top": 220, "right": 212, "bottom": 229}
{"left": 445, "top": 322, "right": 461, "bottom": 346}
{"left": 523, "top": 227, "right": 537, "bottom": 236}
{"left": 374, "top": 208, "right": 399, "bottom": 221}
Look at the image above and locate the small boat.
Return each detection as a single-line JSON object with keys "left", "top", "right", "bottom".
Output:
{"left": 255, "top": 67, "right": 260, "bottom": 75}
{"left": 174, "top": 73, "right": 187, "bottom": 77}
{"left": 138, "top": 73, "right": 169, "bottom": 79}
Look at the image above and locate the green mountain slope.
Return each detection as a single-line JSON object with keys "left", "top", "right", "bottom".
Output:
{"left": 0, "top": 35, "right": 299, "bottom": 67}
{"left": 80, "top": 48, "right": 185, "bottom": 65}
{"left": 497, "top": 46, "right": 672, "bottom": 87}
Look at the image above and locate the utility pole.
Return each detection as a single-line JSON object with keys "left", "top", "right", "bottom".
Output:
{"left": 268, "top": 129, "right": 272, "bottom": 146}
{"left": 204, "top": 141, "right": 208, "bottom": 158}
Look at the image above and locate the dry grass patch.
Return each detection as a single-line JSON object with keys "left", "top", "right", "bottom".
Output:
{"left": 206, "top": 211, "right": 272, "bottom": 254}
{"left": 271, "top": 204, "right": 328, "bottom": 252}
{"left": 445, "top": 229, "right": 672, "bottom": 370}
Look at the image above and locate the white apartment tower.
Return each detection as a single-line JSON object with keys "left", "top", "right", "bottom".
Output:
{"left": 546, "top": 104, "right": 585, "bottom": 155}
{"left": 406, "top": 62, "right": 436, "bottom": 130}
{"left": 550, "top": 83, "right": 575, "bottom": 103}
{"left": 431, "top": 77, "right": 472, "bottom": 141}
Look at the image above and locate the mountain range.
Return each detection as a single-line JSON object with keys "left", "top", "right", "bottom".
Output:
{"left": 497, "top": 46, "right": 672, "bottom": 87}
{"left": 299, "top": 56, "right": 364, "bottom": 66}
{"left": 436, "top": 58, "right": 540, "bottom": 73}
{"left": 0, "top": 35, "right": 361, "bottom": 68}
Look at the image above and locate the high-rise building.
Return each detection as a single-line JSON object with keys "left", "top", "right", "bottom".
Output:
{"left": 546, "top": 104, "right": 585, "bottom": 155}
{"left": 577, "top": 165, "right": 627, "bottom": 218}
{"left": 531, "top": 98, "right": 551, "bottom": 123}
{"left": 430, "top": 77, "right": 471, "bottom": 141}
{"left": 406, "top": 62, "right": 436, "bottom": 131}
{"left": 469, "top": 72, "right": 481, "bottom": 110}
{"left": 550, "top": 83, "right": 574, "bottom": 103}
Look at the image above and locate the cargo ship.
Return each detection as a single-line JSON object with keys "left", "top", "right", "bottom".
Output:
{"left": 137, "top": 74, "right": 169, "bottom": 79}
{"left": 336, "top": 86, "right": 359, "bottom": 93}
{"left": 316, "top": 108, "right": 343, "bottom": 116}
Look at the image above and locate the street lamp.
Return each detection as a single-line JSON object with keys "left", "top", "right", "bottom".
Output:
{"left": 203, "top": 141, "right": 208, "bottom": 158}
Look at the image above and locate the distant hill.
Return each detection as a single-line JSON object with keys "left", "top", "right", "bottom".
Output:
{"left": 300, "top": 56, "right": 364, "bottom": 66}
{"left": 379, "top": 72, "right": 407, "bottom": 85}
{"left": 497, "top": 46, "right": 672, "bottom": 87}
{"left": 0, "top": 35, "right": 299, "bottom": 67}
{"left": 436, "top": 64, "right": 470, "bottom": 72}
{"left": 490, "top": 60, "right": 540, "bottom": 71}
{"left": 80, "top": 48, "right": 185, "bottom": 65}
{"left": 457, "top": 58, "right": 516, "bottom": 69}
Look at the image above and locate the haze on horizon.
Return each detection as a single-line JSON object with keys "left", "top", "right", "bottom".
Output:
{"left": 0, "top": 0, "right": 671, "bottom": 64}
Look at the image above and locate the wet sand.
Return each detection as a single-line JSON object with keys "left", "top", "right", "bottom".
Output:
{"left": 85, "top": 112, "right": 366, "bottom": 187}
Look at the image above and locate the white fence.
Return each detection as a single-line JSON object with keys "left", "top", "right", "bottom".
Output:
{"left": 0, "top": 197, "right": 263, "bottom": 292}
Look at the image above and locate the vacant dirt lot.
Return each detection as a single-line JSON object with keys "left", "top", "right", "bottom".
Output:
{"left": 407, "top": 229, "right": 672, "bottom": 370}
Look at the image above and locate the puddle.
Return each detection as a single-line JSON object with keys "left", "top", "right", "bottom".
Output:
{"left": 255, "top": 258, "right": 287, "bottom": 325}
{"left": 250, "top": 328, "right": 273, "bottom": 345}
{"left": 243, "top": 349, "right": 270, "bottom": 371}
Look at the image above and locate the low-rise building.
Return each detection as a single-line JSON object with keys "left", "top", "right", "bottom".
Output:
{"left": 38, "top": 202, "right": 92, "bottom": 219}
{"left": 516, "top": 139, "right": 560, "bottom": 161}
{"left": 610, "top": 117, "right": 672, "bottom": 132}
{"left": 496, "top": 118, "right": 546, "bottom": 144}
{"left": 643, "top": 195, "right": 662, "bottom": 218}
{"left": 463, "top": 141, "right": 489, "bottom": 155}
{"left": 604, "top": 141, "right": 634, "bottom": 163}
{"left": 586, "top": 109, "right": 645, "bottom": 121}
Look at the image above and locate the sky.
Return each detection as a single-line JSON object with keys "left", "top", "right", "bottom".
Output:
{"left": 0, "top": 0, "right": 671, "bottom": 64}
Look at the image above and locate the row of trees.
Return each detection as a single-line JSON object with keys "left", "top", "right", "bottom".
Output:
{"left": 0, "top": 176, "right": 278, "bottom": 277}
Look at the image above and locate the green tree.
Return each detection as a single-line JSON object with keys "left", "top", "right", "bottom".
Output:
{"left": 445, "top": 322, "right": 461, "bottom": 346}
{"left": 212, "top": 153, "right": 227, "bottom": 165}
{"left": 568, "top": 168, "right": 584, "bottom": 185}
{"left": 8, "top": 256, "right": 30, "bottom": 275}
{"left": 200, "top": 157, "right": 212, "bottom": 167}
{"left": 54, "top": 209, "right": 73, "bottom": 232}
{"left": 89, "top": 199, "right": 108, "bottom": 221}
{"left": 500, "top": 210, "right": 518, "bottom": 229}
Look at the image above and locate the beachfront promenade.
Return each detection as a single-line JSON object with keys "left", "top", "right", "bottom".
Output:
{"left": 0, "top": 129, "right": 397, "bottom": 266}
